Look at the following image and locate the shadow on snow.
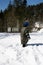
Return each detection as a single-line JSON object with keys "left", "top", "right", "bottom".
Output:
{"left": 26, "top": 43, "right": 43, "bottom": 46}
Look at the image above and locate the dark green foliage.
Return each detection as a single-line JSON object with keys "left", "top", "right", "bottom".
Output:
{"left": 0, "top": 1, "right": 43, "bottom": 32}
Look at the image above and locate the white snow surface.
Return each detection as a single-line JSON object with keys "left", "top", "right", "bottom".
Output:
{"left": 0, "top": 29, "right": 43, "bottom": 65}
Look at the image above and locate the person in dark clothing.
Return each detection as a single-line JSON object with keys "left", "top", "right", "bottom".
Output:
{"left": 21, "top": 18, "right": 30, "bottom": 47}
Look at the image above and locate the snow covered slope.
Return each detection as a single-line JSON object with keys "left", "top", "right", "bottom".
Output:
{"left": 0, "top": 30, "right": 43, "bottom": 65}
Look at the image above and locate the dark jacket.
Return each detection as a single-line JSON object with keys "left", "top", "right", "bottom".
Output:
{"left": 23, "top": 21, "right": 29, "bottom": 27}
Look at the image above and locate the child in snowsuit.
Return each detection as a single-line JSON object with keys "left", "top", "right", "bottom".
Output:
{"left": 21, "top": 18, "right": 30, "bottom": 47}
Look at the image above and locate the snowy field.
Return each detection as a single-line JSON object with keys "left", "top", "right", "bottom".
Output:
{"left": 0, "top": 29, "right": 43, "bottom": 65}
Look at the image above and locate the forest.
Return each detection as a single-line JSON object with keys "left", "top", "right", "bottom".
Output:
{"left": 0, "top": 0, "right": 43, "bottom": 32}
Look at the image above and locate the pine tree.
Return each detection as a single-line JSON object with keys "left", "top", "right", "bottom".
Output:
{"left": 22, "top": 0, "right": 27, "bottom": 7}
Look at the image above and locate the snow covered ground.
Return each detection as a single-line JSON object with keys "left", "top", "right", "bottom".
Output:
{"left": 0, "top": 29, "right": 43, "bottom": 65}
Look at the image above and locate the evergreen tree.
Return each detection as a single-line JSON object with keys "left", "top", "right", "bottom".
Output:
{"left": 22, "top": 0, "right": 27, "bottom": 7}
{"left": 8, "top": 0, "right": 12, "bottom": 11}
{"left": 0, "top": 10, "right": 4, "bottom": 31}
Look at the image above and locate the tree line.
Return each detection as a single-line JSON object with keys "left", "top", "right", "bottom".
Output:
{"left": 0, "top": 0, "right": 43, "bottom": 32}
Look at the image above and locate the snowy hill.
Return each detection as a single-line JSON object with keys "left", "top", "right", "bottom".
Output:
{"left": 0, "top": 29, "right": 43, "bottom": 65}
